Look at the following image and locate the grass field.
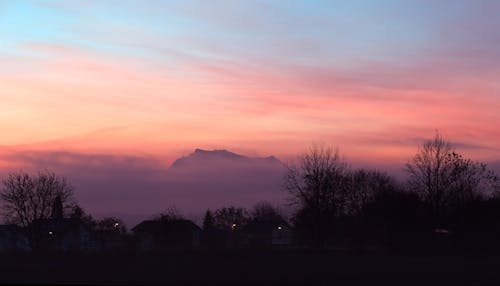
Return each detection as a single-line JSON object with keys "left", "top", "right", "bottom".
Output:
{"left": 2, "top": 250, "right": 500, "bottom": 285}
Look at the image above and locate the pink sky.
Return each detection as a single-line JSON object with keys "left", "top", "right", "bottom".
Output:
{"left": 1, "top": 1, "right": 500, "bottom": 223}
{"left": 1, "top": 1, "right": 500, "bottom": 168}
{"left": 2, "top": 42, "right": 499, "bottom": 167}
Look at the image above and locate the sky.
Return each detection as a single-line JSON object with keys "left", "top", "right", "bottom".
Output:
{"left": 1, "top": 1, "right": 500, "bottom": 221}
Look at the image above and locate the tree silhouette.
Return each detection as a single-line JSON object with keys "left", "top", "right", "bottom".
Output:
{"left": 284, "top": 145, "right": 349, "bottom": 247}
{"left": 344, "top": 169, "right": 395, "bottom": 216}
{"left": 201, "top": 209, "right": 217, "bottom": 248}
{"left": 51, "top": 195, "right": 64, "bottom": 220}
{"left": 213, "top": 207, "right": 249, "bottom": 231}
{"left": 202, "top": 209, "right": 215, "bottom": 231}
{"left": 0, "top": 171, "right": 75, "bottom": 227}
{"left": 406, "top": 132, "right": 498, "bottom": 228}
{"left": 69, "top": 205, "right": 96, "bottom": 229}
{"left": 96, "top": 217, "right": 127, "bottom": 235}
{"left": 251, "top": 201, "right": 284, "bottom": 223}
{"left": 156, "top": 207, "right": 184, "bottom": 221}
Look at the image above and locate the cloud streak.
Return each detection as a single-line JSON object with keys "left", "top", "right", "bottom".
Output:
{"left": 0, "top": 1, "right": 499, "bottom": 181}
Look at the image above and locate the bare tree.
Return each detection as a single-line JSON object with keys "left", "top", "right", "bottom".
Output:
{"left": 284, "top": 145, "right": 348, "bottom": 215}
{"left": 0, "top": 170, "right": 75, "bottom": 227}
{"left": 212, "top": 206, "right": 249, "bottom": 231}
{"left": 283, "top": 145, "right": 349, "bottom": 246}
{"left": 345, "top": 169, "right": 395, "bottom": 216}
{"left": 251, "top": 201, "right": 285, "bottom": 222}
{"left": 448, "top": 152, "right": 498, "bottom": 206}
{"left": 406, "top": 132, "right": 498, "bottom": 225}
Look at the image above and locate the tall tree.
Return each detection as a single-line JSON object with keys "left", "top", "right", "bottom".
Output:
{"left": 201, "top": 209, "right": 217, "bottom": 248}
{"left": 202, "top": 209, "right": 215, "bottom": 231}
{"left": 69, "top": 205, "right": 96, "bottom": 229}
{"left": 283, "top": 145, "right": 349, "bottom": 246}
{"left": 1, "top": 171, "right": 75, "bottom": 227}
{"left": 406, "top": 132, "right": 498, "bottom": 225}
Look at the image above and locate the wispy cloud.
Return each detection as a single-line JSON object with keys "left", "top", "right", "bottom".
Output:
{"left": 0, "top": 0, "right": 499, "bottom": 167}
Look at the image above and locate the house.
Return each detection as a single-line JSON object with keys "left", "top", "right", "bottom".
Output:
{"left": 0, "top": 225, "right": 30, "bottom": 252}
{"left": 31, "top": 218, "right": 95, "bottom": 252}
{"left": 132, "top": 218, "right": 201, "bottom": 251}
{"left": 242, "top": 219, "right": 293, "bottom": 248}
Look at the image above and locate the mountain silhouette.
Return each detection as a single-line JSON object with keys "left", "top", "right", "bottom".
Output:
{"left": 0, "top": 149, "right": 288, "bottom": 227}
{"left": 170, "top": 148, "right": 283, "bottom": 169}
{"left": 163, "top": 149, "right": 287, "bottom": 216}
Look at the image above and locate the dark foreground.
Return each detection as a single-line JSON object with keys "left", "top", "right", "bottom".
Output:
{"left": 2, "top": 250, "right": 500, "bottom": 285}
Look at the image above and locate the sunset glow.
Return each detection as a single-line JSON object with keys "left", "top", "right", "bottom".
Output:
{"left": 0, "top": 1, "right": 499, "bottom": 176}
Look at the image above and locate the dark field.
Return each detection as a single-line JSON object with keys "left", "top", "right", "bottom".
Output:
{"left": 2, "top": 250, "right": 500, "bottom": 285}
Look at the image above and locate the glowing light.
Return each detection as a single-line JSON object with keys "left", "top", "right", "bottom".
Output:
{"left": 434, "top": 228, "right": 450, "bottom": 234}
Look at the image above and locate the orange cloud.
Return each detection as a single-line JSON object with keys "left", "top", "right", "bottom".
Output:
{"left": 1, "top": 42, "right": 499, "bottom": 166}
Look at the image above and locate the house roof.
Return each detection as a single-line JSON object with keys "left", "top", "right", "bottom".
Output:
{"left": 132, "top": 219, "right": 201, "bottom": 235}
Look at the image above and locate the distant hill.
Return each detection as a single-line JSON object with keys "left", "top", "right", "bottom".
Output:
{"left": 170, "top": 148, "right": 283, "bottom": 169}
{"left": 163, "top": 149, "right": 287, "bottom": 217}
{"left": 0, "top": 149, "right": 288, "bottom": 227}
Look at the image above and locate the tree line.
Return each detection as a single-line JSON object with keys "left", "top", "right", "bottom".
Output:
{"left": 1, "top": 131, "right": 499, "bottom": 253}
{"left": 285, "top": 132, "right": 499, "bottom": 251}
